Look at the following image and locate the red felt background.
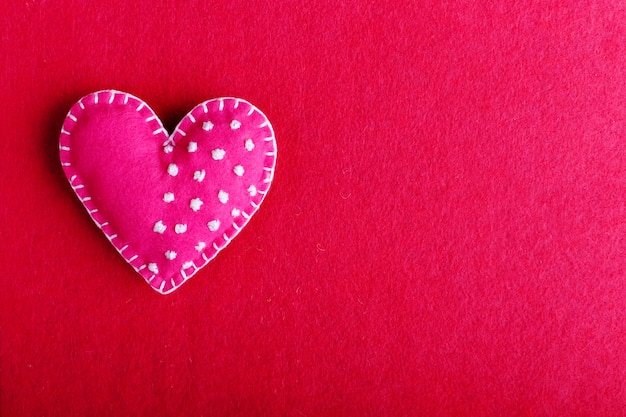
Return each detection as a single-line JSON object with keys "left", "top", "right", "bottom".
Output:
{"left": 2, "top": 1, "right": 626, "bottom": 415}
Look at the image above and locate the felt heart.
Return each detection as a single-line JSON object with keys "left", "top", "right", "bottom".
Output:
{"left": 59, "top": 90, "right": 276, "bottom": 294}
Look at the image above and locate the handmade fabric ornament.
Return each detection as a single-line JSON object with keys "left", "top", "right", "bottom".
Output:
{"left": 59, "top": 90, "right": 276, "bottom": 294}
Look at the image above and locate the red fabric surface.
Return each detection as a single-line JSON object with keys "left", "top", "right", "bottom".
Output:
{"left": 2, "top": 1, "right": 626, "bottom": 415}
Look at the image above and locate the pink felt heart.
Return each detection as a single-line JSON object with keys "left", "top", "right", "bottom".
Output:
{"left": 59, "top": 90, "right": 276, "bottom": 294}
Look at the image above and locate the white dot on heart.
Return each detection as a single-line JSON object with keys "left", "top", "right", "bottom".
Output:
{"left": 167, "top": 163, "right": 178, "bottom": 176}
{"left": 245, "top": 139, "right": 255, "bottom": 151}
{"left": 195, "top": 242, "right": 206, "bottom": 251}
{"left": 247, "top": 185, "right": 257, "bottom": 196}
{"left": 218, "top": 190, "right": 229, "bottom": 204}
{"left": 153, "top": 220, "right": 166, "bottom": 234}
{"left": 231, "top": 208, "right": 241, "bottom": 217}
{"left": 175, "top": 224, "right": 187, "bottom": 234}
{"left": 163, "top": 192, "right": 175, "bottom": 202}
{"left": 207, "top": 220, "right": 220, "bottom": 231}
{"left": 164, "top": 145, "right": 174, "bottom": 153}
{"left": 193, "top": 170, "right": 206, "bottom": 182}
{"left": 188, "top": 141, "right": 198, "bottom": 152}
{"left": 165, "top": 250, "right": 177, "bottom": 260}
{"left": 148, "top": 263, "right": 159, "bottom": 274}
{"left": 212, "top": 148, "right": 226, "bottom": 160}
{"left": 190, "top": 198, "right": 203, "bottom": 211}
{"left": 202, "top": 121, "right": 214, "bottom": 131}
{"left": 230, "top": 120, "right": 241, "bottom": 130}
{"left": 233, "top": 165, "right": 244, "bottom": 176}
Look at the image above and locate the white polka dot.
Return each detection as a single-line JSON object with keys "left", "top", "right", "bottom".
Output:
{"left": 202, "top": 121, "right": 214, "bottom": 131}
{"left": 218, "top": 190, "right": 229, "bottom": 204}
{"left": 165, "top": 250, "right": 177, "bottom": 260}
{"left": 193, "top": 170, "right": 206, "bottom": 182}
{"left": 148, "top": 263, "right": 159, "bottom": 274}
{"left": 175, "top": 224, "right": 187, "bottom": 234}
{"left": 231, "top": 208, "right": 241, "bottom": 217}
{"left": 182, "top": 261, "right": 194, "bottom": 269}
{"left": 212, "top": 148, "right": 226, "bottom": 160}
{"left": 247, "top": 185, "right": 257, "bottom": 196}
{"left": 164, "top": 145, "right": 174, "bottom": 153}
{"left": 163, "top": 192, "right": 175, "bottom": 202}
{"left": 190, "top": 198, "right": 203, "bottom": 212}
{"left": 207, "top": 219, "right": 220, "bottom": 231}
{"left": 245, "top": 139, "right": 255, "bottom": 151}
{"left": 230, "top": 120, "right": 241, "bottom": 130}
{"left": 195, "top": 242, "right": 206, "bottom": 251}
{"left": 167, "top": 163, "right": 178, "bottom": 176}
{"left": 188, "top": 141, "right": 198, "bottom": 152}
{"left": 153, "top": 220, "right": 166, "bottom": 234}
{"left": 233, "top": 165, "right": 244, "bottom": 176}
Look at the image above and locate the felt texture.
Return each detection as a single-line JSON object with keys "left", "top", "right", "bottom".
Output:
{"left": 2, "top": 0, "right": 626, "bottom": 416}
{"left": 60, "top": 91, "right": 276, "bottom": 293}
